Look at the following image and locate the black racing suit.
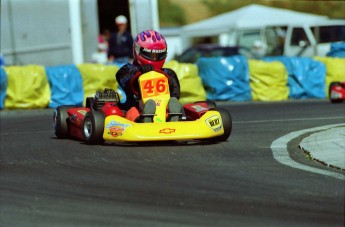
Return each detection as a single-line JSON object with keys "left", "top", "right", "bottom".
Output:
{"left": 116, "top": 61, "right": 180, "bottom": 111}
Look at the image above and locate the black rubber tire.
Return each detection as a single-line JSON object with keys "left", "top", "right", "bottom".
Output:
{"left": 214, "top": 108, "right": 232, "bottom": 142}
{"left": 54, "top": 106, "right": 75, "bottom": 139}
{"left": 83, "top": 111, "right": 105, "bottom": 145}
{"left": 85, "top": 97, "right": 95, "bottom": 110}
{"left": 329, "top": 82, "right": 343, "bottom": 103}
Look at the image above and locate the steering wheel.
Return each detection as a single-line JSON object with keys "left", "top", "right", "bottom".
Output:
{"left": 129, "top": 69, "right": 170, "bottom": 98}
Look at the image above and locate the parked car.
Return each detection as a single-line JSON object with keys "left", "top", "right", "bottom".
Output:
{"left": 263, "top": 20, "right": 345, "bottom": 57}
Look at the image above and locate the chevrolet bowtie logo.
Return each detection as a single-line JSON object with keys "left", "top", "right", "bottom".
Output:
{"left": 159, "top": 128, "right": 176, "bottom": 134}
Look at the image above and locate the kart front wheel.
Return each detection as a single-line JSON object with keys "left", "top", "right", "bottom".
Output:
{"left": 83, "top": 111, "right": 105, "bottom": 145}
{"left": 54, "top": 105, "right": 75, "bottom": 139}
{"left": 215, "top": 108, "right": 232, "bottom": 142}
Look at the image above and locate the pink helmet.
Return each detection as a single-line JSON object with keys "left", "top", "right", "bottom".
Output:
{"left": 133, "top": 30, "right": 167, "bottom": 69}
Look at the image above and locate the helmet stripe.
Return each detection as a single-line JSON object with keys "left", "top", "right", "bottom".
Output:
{"left": 140, "top": 32, "right": 146, "bottom": 41}
{"left": 155, "top": 31, "right": 161, "bottom": 41}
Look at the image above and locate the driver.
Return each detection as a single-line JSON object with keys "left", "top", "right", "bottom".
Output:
{"left": 116, "top": 30, "right": 181, "bottom": 122}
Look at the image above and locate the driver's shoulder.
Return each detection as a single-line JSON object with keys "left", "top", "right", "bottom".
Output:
{"left": 161, "top": 67, "right": 176, "bottom": 75}
{"left": 117, "top": 63, "right": 139, "bottom": 75}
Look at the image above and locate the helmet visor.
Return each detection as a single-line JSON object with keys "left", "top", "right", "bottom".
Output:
{"left": 139, "top": 47, "right": 167, "bottom": 61}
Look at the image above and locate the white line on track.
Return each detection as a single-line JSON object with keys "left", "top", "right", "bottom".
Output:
{"left": 270, "top": 123, "right": 345, "bottom": 180}
{"left": 234, "top": 116, "right": 344, "bottom": 124}
{"left": 0, "top": 130, "right": 53, "bottom": 135}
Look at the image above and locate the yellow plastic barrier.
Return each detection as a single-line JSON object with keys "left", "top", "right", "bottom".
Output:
{"left": 164, "top": 60, "right": 207, "bottom": 103}
{"left": 249, "top": 60, "right": 289, "bottom": 101}
{"left": 77, "top": 64, "right": 119, "bottom": 106}
{"left": 314, "top": 57, "right": 345, "bottom": 96}
{"left": 4, "top": 65, "right": 50, "bottom": 109}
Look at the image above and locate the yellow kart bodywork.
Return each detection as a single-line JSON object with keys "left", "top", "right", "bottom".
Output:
{"left": 73, "top": 70, "right": 231, "bottom": 144}
{"left": 101, "top": 71, "right": 225, "bottom": 142}
{"left": 103, "top": 110, "right": 224, "bottom": 142}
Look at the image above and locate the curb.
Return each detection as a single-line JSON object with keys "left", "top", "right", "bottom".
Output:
{"left": 299, "top": 126, "right": 345, "bottom": 171}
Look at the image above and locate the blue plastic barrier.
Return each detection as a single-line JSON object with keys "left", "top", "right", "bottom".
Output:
{"left": 45, "top": 65, "right": 84, "bottom": 108}
{"left": 197, "top": 56, "right": 251, "bottom": 101}
{"left": 0, "top": 54, "right": 4, "bottom": 66}
{"left": 264, "top": 56, "right": 326, "bottom": 99}
{"left": 0, "top": 67, "right": 8, "bottom": 109}
{"left": 327, "top": 42, "right": 345, "bottom": 58}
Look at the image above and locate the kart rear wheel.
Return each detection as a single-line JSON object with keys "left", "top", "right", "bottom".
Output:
{"left": 85, "top": 97, "right": 95, "bottom": 110}
{"left": 214, "top": 108, "right": 232, "bottom": 142}
{"left": 83, "top": 111, "right": 105, "bottom": 145}
{"left": 54, "top": 105, "right": 75, "bottom": 138}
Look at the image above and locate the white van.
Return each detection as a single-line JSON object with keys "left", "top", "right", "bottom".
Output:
{"left": 264, "top": 20, "right": 345, "bottom": 57}
{"left": 231, "top": 20, "right": 345, "bottom": 57}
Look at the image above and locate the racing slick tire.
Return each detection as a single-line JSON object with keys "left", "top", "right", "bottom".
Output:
{"left": 83, "top": 111, "right": 105, "bottom": 145}
{"left": 85, "top": 97, "right": 95, "bottom": 110}
{"left": 54, "top": 105, "right": 76, "bottom": 139}
{"left": 329, "top": 82, "right": 343, "bottom": 103}
{"left": 214, "top": 108, "right": 232, "bottom": 142}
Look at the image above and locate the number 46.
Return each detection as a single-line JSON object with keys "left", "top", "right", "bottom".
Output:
{"left": 143, "top": 79, "right": 167, "bottom": 94}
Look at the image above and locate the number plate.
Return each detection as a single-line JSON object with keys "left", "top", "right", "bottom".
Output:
{"left": 140, "top": 77, "right": 169, "bottom": 98}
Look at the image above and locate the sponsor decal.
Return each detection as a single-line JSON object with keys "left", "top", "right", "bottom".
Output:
{"left": 143, "top": 48, "right": 166, "bottom": 53}
{"left": 159, "top": 128, "right": 176, "bottom": 134}
{"left": 155, "top": 99, "right": 161, "bottom": 107}
{"left": 191, "top": 105, "right": 208, "bottom": 112}
{"left": 106, "top": 121, "right": 130, "bottom": 137}
{"left": 205, "top": 115, "right": 222, "bottom": 132}
{"left": 155, "top": 117, "right": 163, "bottom": 123}
{"left": 78, "top": 110, "right": 87, "bottom": 115}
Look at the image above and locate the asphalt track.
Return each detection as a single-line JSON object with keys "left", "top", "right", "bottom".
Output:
{"left": 0, "top": 100, "right": 344, "bottom": 227}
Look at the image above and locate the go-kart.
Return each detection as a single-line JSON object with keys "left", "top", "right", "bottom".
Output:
{"left": 329, "top": 81, "right": 345, "bottom": 103}
{"left": 53, "top": 70, "right": 232, "bottom": 144}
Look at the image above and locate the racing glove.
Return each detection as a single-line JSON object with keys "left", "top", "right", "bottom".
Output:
{"left": 139, "top": 64, "right": 154, "bottom": 73}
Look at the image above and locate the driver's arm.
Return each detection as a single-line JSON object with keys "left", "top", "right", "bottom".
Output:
{"left": 115, "top": 64, "right": 140, "bottom": 110}
{"left": 163, "top": 68, "right": 180, "bottom": 99}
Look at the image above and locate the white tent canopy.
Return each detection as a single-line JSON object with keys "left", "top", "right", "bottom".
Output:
{"left": 182, "top": 4, "right": 328, "bottom": 37}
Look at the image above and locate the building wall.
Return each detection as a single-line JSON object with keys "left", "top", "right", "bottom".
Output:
{"left": 1, "top": 0, "right": 98, "bottom": 66}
